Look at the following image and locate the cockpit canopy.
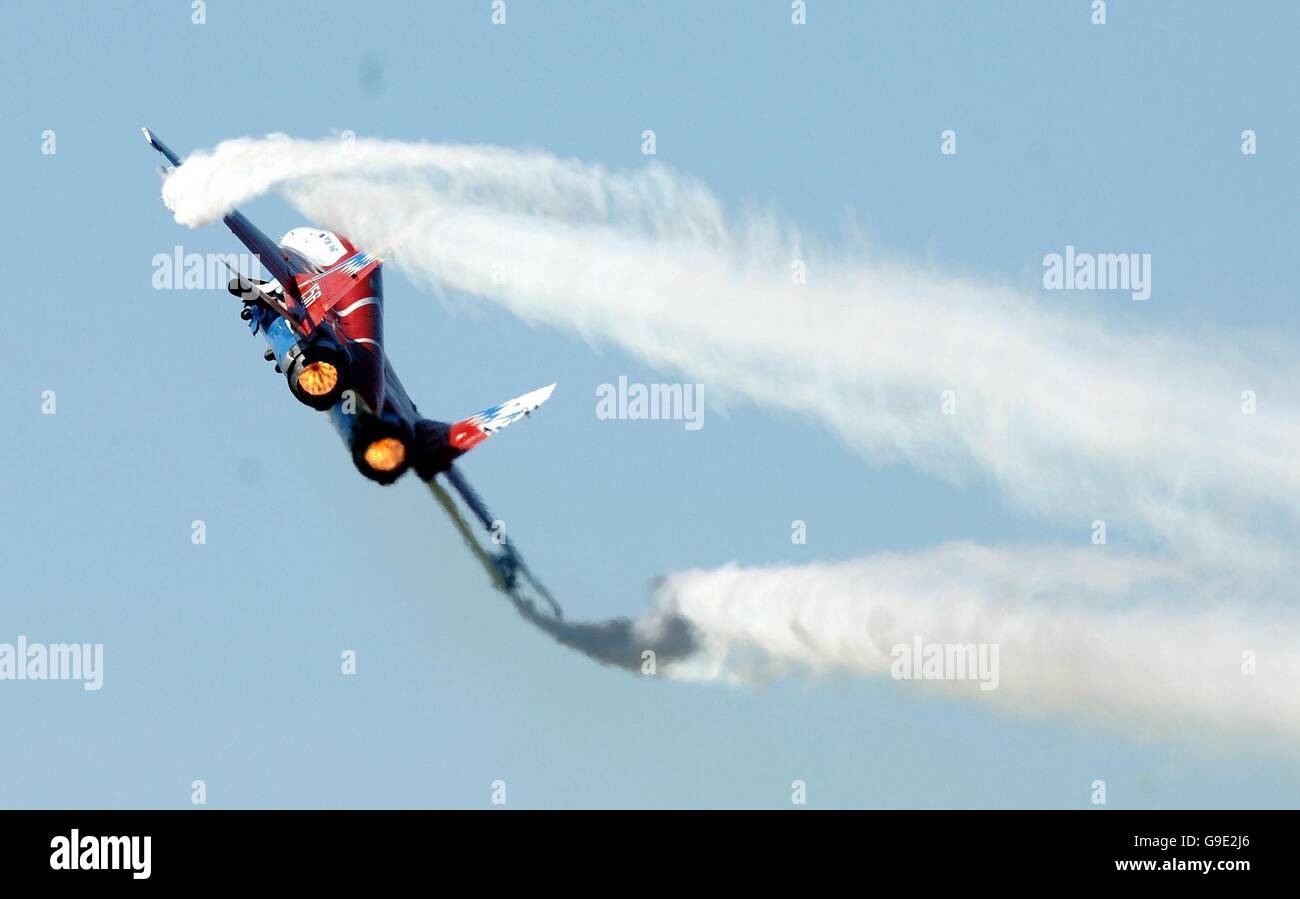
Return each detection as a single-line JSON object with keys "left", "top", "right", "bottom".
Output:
{"left": 279, "top": 228, "right": 350, "bottom": 271}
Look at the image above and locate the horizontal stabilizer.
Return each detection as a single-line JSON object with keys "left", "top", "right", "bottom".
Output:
{"left": 449, "top": 383, "right": 556, "bottom": 452}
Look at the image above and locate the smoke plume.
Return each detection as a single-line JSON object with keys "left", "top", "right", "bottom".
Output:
{"left": 162, "top": 135, "right": 1300, "bottom": 744}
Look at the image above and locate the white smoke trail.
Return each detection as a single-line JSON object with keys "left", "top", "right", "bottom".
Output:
{"left": 641, "top": 545, "right": 1300, "bottom": 743}
{"left": 162, "top": 135, "right": 1300, "bottom": 742}
{"left": 163, "top": 135, "right": 1300, "bottom": 569}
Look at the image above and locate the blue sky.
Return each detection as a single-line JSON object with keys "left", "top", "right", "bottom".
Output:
{"left": 1, "top": 1, "right": 1297, "bottom": 808}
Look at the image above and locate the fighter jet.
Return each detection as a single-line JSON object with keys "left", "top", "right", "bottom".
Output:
{"left": 143, "top": 128, "right": 559, "bottom": 610}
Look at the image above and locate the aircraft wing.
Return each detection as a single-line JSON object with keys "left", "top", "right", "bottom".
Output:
{"left": 142, "top": 127, "right": 307, "bottom": 301}
{"left": 430, "top": 464, "right": 562, "bottom": 619}
{"left": 222, "top": 210, "right": 306, "bottom": 297}
{"left": 142, "top": 127, "right": 183, "bottom": 167}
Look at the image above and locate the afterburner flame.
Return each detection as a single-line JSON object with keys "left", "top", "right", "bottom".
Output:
{"left": 298, "top": 361, "right": 340, "bottom": 397}
{"left": 364, "top": 437, "right": 406, "bottom": 472}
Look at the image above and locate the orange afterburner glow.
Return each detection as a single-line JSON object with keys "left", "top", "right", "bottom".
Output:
{"left": 363, "top": 437, "right": 406, "bottom": 472}
{"left": 297, "top": 361, "right": 340, "bottom": 397}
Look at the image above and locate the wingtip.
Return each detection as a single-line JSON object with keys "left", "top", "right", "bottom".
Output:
{"left": 529, "top": 383, "right": 557, "bottom": 407}
{"left": 518, "top": 383, "right": 556, "bottom": 414}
